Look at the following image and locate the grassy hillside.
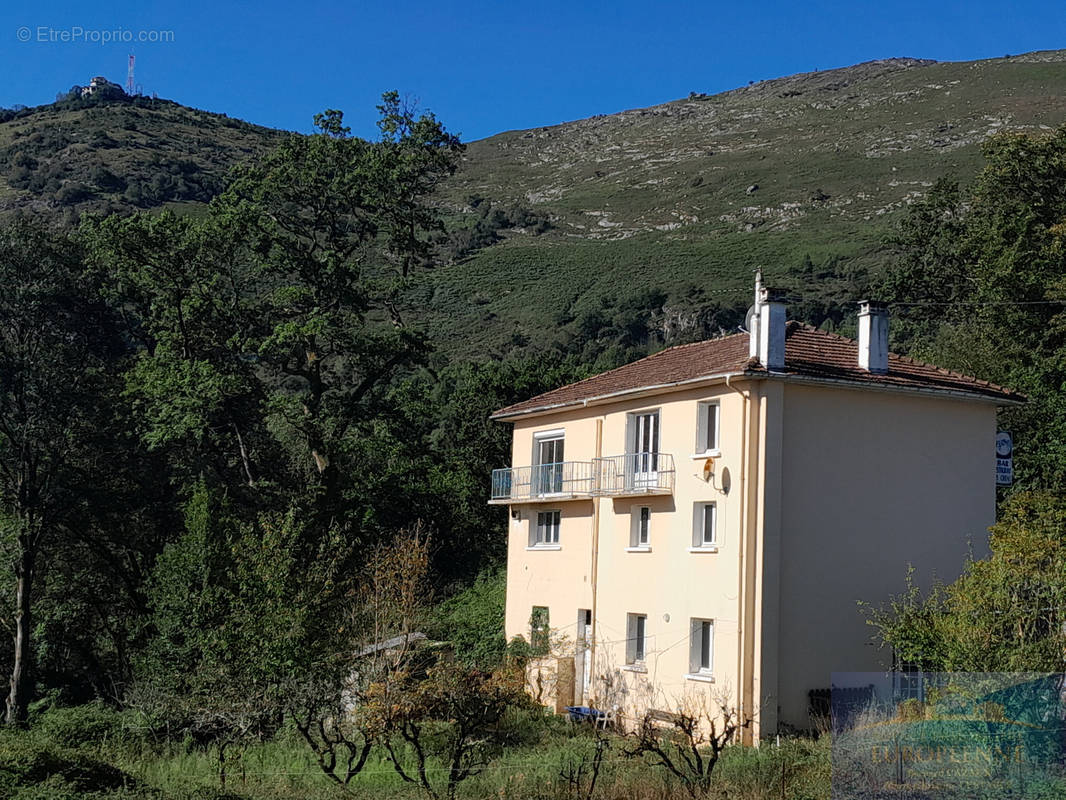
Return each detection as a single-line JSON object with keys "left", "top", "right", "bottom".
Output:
{"left": 424, "top": 50, "right": 1066, "bottom": 357}
{"left": 3, "top": 52, "right": 1066, "bottom": 356}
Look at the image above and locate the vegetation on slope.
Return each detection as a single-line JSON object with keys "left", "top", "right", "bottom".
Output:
{"left": 428, "top": 51, "right": 1066, "bottom": 355}
{"left": 4, "top": 53, "right": 1066, "bottom": 356}
{"left": 0, "top": 91, "right": 283, "bottom": 221}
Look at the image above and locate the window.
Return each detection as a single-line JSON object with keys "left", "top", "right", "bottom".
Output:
{"left": 626, "top": 613, "right": 647, "bottom": 664}
{"left": 531, "top": 510, "right": 560, "bottom": 546}
{"left": 530, "top": 606, "right": 549, "bottom": 655}
{"left": 692, "top": 503, "right": 717, "bottom": 548}
{"left": 629, "top": 506, "right": 651, "bottom": 548}
{"left": 696, "top": 401, "right": 720, "bottom": 454}
{"left": 533, "top": 430, "right": 565, "bottom": 495}
{"left": 689, "top": 619, "right": 714, "bottom": 675}
{"left": 626, "top": 410, "right": 660, "bottom": 483}
{"left": 893, "top": 658, "right": 925, "bottom": 701}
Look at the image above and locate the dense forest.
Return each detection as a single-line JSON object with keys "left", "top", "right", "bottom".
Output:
{"left": 3, "top": 87, "right": 1066, "bottom": 798}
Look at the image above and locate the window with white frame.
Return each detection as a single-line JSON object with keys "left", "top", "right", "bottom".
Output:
{"left": 893, "top": 657, "right": 924, "bottom": 701}
{"left": 630, "top": 506, "right": 651, "bottom": 548}
{"left": 530, "top": 510, "right": 560, "bottom": 546}
{"left": 626, "top": 410, "right": 661, "bottom": 483}
{"left": 692, "top": 502, "right": 717, "bottom": 548}
{"left": 625, "top": 613, "right": 647, "bottom": 665}
{"left": 696, "top": 401, "right": 720, "bottom": 454}
{"left": 533, "top": 430, "right": 565, "bottom": 495}
{"left": 689, "top": 618, "right": 714, "bottom": 675}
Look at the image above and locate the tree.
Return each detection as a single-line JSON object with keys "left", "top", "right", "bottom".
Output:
{"left": 623, "top": 692, "right": 749, "bottom": 799}
{"left": 427, "top": 569, "right": 506, "bottom": 669}
{"left": 381, "top": 356, "right": 592, "bottom": 583}
{"left": 0, "top": 222, "right": 121, "bottom": 724}
{"left": 89, "top": 95, "right": 464, "bottom": 534}
{"left": 214, "top": 96, "right": 461, "bottom": 521}
{"left": 83, "top": 210, "right": 267, "bottom": 493}
{"left": 291, "top": 525, "right": 433, "bottom": 789}
{"left": 138, "top": 481, "right": 353, "bottom": 786}
{"left": 884, "top": 126, "right": 1066, "bottom": 488}
{"left": 369, "top": 660, "right": 530, "bottom": 800}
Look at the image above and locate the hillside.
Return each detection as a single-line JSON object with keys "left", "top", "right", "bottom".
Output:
{"left": 0, "top": 93, "right": 283, "bottom": 221}
{"left": 424, "top": 50, "right": 1066, "bottom": 357}
{"left": 2, "top": 52, "right": 1066, "bottom": 357}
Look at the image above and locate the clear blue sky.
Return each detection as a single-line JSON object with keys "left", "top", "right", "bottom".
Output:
{"left": 1, "top": 0, "right": 1064, "bottom": 141}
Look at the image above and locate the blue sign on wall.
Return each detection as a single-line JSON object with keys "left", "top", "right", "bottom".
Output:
{"left": 996, "top": 431, "right": 1013, "bottom": 486}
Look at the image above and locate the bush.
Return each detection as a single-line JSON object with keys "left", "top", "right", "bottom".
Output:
{"left": 0, "top": 731, "right": 133, "bottom": 793}
{"left": 53, "top": 182, "right": 92, "bottom": 205}
{"left": 429, "top": 569, "right": 506, "bottom": 668}
{"left": 31, "top": 702, "right": 130, "bottom": 750}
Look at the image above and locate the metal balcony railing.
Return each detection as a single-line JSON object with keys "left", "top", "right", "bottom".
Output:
{"left": 489, "top": 454, "right": 676, "bottom": 502}
{"left": 592, "top": 452, "right": 675, "bottom": 496}
{"left": 490, "top": 461, "right": 596, "bottom": 502}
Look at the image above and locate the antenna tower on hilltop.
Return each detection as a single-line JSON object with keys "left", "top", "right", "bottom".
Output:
{"left": 126, "top": 55, "right": 135, "bottom": 95}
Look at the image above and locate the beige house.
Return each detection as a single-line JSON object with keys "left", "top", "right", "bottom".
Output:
{"left": 489, "top": 278, "right": 1020, "bottom": 741}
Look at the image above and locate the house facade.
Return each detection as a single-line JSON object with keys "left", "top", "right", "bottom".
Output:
{"left": 489, "top": 279, "right": 1020, "bottom": 741}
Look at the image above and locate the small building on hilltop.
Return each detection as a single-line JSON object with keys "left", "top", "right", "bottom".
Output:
{"left": 488, "top": 274, "right": 1021, "bottom": 742}
{"left": 81, "top": 76, "right": 124, "bottom": 98}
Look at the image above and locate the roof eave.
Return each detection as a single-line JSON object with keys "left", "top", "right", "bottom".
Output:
{"left": 490, "top": 368, "right": 1023, "bottom": 422}
{"left": 763, "top": 371, "right": 1025, "bottom": 406}
{"left": 490, "top": 369, "right": 758, "bottom": 421}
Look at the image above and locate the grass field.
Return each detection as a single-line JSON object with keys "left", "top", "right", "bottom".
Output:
{"left": 0, "top": 703, "right": 831, "bottom": 799}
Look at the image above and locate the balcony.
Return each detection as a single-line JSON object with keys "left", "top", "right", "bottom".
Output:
{"left": 489, "top": 461, "right": 596, "bottom": 504}
{"left": 489, "top": 453, "right": 675, "bottom": 503}
{"left": 592, "top": 453, "right": 675, "bottom": 497}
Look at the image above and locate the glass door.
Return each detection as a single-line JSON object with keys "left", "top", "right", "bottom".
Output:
{"left": 628, "top": 411, "right": 659, "bottom": 488}
{"left": 535, "top": 435, "right": 564, "bottom": 494}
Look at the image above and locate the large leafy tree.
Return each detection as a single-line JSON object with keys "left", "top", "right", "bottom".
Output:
{"left": 216, "top": 94, "right": 462, "bottom": 523}
{"left": 90, "top": 94, "right": 463, "bottom": 533}
{"left": 84, "top": 210, "right": 266, "bottom": 494}
{"left": 0, "top": 222, "right": 123, "bottom": 724}
{"left": 884, "top": 126, "right": 1066, "bottom": 488}
{"left": 89, "top": 96, "right": 464, "bottom": 739}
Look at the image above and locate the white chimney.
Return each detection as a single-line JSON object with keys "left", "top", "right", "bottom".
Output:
{"left": 758, "top": 286, "right": 787, "bottom": 371}
{"left": 857, "top": 300, "right": 889, "bottom": 373}
{"left": 749, "top": 270, "right": 763, "bottom": 359}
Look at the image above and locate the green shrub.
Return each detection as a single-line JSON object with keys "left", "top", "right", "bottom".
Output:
{"left": 429, "top": 568, "right": 506, "bottom": 668}
{"left": 32, "top": 702, "right": 131, "bottom": 749}
{"left": 54, "top": 182, "right": 92, "bottom": 205}
{"left": 0, "top": 731, "right": 133, "bottom": 793}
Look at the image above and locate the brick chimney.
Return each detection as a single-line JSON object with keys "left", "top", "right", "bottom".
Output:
{"left": 857, "top": 300, "right": 889, "bottom": 373}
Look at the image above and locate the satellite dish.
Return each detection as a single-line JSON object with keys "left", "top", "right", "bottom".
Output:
{"left": 743, "top": 304, "right": 756, "bottom": 333}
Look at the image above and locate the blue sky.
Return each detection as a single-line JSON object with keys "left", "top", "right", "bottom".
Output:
{"left": 1, "top": 1, "right": 1064, "bottom": 141}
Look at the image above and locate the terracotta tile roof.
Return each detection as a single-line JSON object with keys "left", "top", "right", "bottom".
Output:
{"left": 492, "top": 322, "right": 1022, "bottom": 419}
